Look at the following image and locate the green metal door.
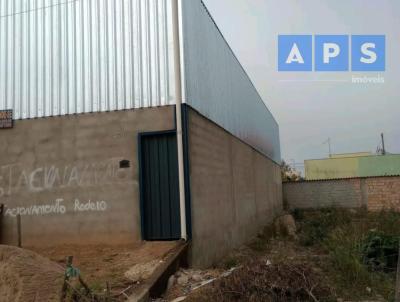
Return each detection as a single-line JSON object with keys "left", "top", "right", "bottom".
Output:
{"left": 139, "top": 131, "right": 181, "bottom": 241}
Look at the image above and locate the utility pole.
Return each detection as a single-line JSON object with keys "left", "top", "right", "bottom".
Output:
{"left": 381, "top": 133, "right": 386, "bottom": 155}
{"left": 323, "top": 138, "right": 332, "bottom": 158}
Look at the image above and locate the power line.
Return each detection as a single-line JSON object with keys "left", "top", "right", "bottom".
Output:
{"left": 0, "top": 0, "right": 79, "bottom": 20}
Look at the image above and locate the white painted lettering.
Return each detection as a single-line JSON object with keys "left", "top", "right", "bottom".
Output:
{"left": 323, "top": 43, "right": 340, "bottom": 63}
{"left": 360, "top": 43, "right": 377, "bottom": 64}
{"left": 286, "top": 43, "right": 305, "bottom": 64}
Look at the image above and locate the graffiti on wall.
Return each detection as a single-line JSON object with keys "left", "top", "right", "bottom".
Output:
{"left": 4, "top": 198, "right": 109, "bottom": 217}
{"left": 0, "top": 157, "right": 130, "bottom": 197}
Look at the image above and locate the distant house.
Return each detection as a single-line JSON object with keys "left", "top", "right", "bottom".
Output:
{"left": 305, "top": 153, "right": 400, "bottom": 180}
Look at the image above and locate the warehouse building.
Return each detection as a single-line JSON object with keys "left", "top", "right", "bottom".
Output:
{"left": 0, "top": 0, "right": 282, "bottom": 267}
{"left": 305, "top": 153, "right": 400, "bottom": 180}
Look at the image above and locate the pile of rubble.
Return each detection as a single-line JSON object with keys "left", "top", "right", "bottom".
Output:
{"left": 162, "top": 267, "right": 239, "bottom": 302}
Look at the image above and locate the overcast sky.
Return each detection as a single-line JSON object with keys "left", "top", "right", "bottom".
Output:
{"left": 202, "top": 0, "right": 400, "bottom": 171}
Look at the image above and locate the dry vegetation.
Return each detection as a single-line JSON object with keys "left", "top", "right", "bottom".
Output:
{"left": 188, "top": 262, "right": 332, "bottom": 302}
{"left": 169, "top": 208, "right": 400, "bottom": 302}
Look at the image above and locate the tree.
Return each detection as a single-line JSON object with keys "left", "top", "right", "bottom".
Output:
{"left": 281, "top": 160, "right": 303, "bottom": 182}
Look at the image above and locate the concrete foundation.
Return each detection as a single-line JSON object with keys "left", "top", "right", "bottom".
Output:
{"left": 0, "top": 106, "right": 175, "bottom": 246}
{"left": 187, "top": 109, "right": 283, "bottom": 268}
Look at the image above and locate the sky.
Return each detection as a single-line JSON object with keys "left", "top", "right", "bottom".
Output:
{"left": 202, "top": 0, "right": 400, "bottom": 172}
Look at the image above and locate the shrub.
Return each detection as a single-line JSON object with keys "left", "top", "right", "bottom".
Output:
{"left": 362, "top": 230, "right": 399, "bottom": 272}
{"left": 297, "top": 208, "right": 352, "bottom": 246}
{"left": 321, "top": 210, "right": 399, "bottom": 300}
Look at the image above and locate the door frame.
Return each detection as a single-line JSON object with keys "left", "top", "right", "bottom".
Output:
{"left": 138, "top": 129, "right": 178, "bottom": 240}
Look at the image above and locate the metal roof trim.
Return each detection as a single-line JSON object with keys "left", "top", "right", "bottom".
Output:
{"left": 284, "top": 174, "right": 400, "bottom": 183}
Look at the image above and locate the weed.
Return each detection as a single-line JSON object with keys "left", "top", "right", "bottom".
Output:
{"left": 291, "top": 208, "right": 304, "bottom": 221}
{"left": 362, "top": 230, "right": 399, "bottom": 272}
{"left": 313, "top": 209, "right": 400, "bottom": 300}
{"left": 248, "top": 238, "right": 269, "bottom": 252}
{"left": 187, "top": 209, "right": 400, "bottom": 302}
{"left": 248, "top": 224, "right": 275, "bottom": 252}
{"left": 222, "top": 256, "right": 240, "bottom": 269}
{"left": 298, "top": 208, "right": 352, "bottom": 246}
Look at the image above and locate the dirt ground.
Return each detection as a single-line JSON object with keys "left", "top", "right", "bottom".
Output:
{"left": 0, "top": 245, "right": 64, "bottom": 302}
{"left": 30, "top": 241, "right": 179, "bottom": 297}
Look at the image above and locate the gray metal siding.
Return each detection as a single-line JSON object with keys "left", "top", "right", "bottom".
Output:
{"left": 0, "top": 0, "right": 176, "bottom": 119}
{"left": 181, "top": 0, "right": 281, "bottom": 163}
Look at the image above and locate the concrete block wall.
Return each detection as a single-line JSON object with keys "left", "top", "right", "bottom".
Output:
{"left": 284, "top": 179, "right": 364, "bottom": 209}
{"left": 284, "top": 176, "right": 400, "bottom": 211}
{"left": 366, "top": 177, "right": 400, "bottom": 211}
{"left": 0, "top": 106, "right": 175, "bottom": 247}
{"left": 187, "top": 108, "right": 283, "bottom": 268}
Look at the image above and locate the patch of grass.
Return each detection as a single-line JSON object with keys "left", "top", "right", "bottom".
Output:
{"left": 262, "top": 224, "right": 277, "bottom": 239}
{"left": 297, "top": 208, "right": 352, "bottom": 246}
{"left": 222, "top": 256, "right": 240, "bottom": 269}
{"left": 362, "top": 230, "right": 399, "bottom": 272}
{"left": 248, "top": 224, "right": 276, "bottom": 252}
{"left": 324, "top": 224, "right": 395, "bottom": 300}
{"left": 295, "top": 209, "right": 400, "bottom": 301}
{"left": 88, "top": 281, "right": 105, "bottom": 292}
{"left": 291, "top": 208, "right": 304, "bottom": 221}
{"left": 248, "top": 239, "right": 269, "bottom": 252}
{"left": 189, "top": 209, "right": 400, "bottom": 302}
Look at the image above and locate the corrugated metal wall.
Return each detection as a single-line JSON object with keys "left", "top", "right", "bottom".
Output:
{"left": 1, "top": 0, "right": 281, "bottom": 164}
{"left": 181, "top": 0, "right": 281, "bottom": 163}
{"left": 0, "top": 0, "right": 176, "bottom": 119}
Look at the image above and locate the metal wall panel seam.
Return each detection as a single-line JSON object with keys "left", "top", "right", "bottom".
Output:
{"left": 162, "top": 0, "right": 169, "bottom": 106}
{"left": 178, "top": 0, "right": 186, "bottom": 103}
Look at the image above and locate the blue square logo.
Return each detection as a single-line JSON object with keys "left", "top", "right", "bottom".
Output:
{"left": 315, "top": 35, "right": 349, "bottom": 71}
{"left": 352, "top": 35, "right": 385, "bottom": 71}
{"left": 278, "top": 35, "right": 312, "bottom": 71}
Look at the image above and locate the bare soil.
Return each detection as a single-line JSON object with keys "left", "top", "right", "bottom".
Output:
{"left": 30, "top": 241, "right": 179, "bottom": 296}
{"left": 0, "top": 245, "right": 64, "bottom": 302}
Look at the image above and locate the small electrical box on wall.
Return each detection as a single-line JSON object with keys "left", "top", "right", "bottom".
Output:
{"left": 0, "top": 110, "right": 13, "bottom": 129}
{"left": 119, "top": 160, "right": 131, "bottom": 169}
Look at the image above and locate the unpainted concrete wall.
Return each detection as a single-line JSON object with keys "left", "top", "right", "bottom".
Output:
{"left": 284, "top": 176, "right": 400, "bottom": 211}
{"left": 284, "top": 179, "right": 364, "bottom": 209}
{"left": 187, "top": 109, "right": 282, "bottom": 268}
{"left": 0, "top": 107, "right": 175, "bottom": 246}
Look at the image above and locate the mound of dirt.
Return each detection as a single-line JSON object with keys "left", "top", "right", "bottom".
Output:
{"left": 0, "top": 245, "right": 64, "bottom": 302}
